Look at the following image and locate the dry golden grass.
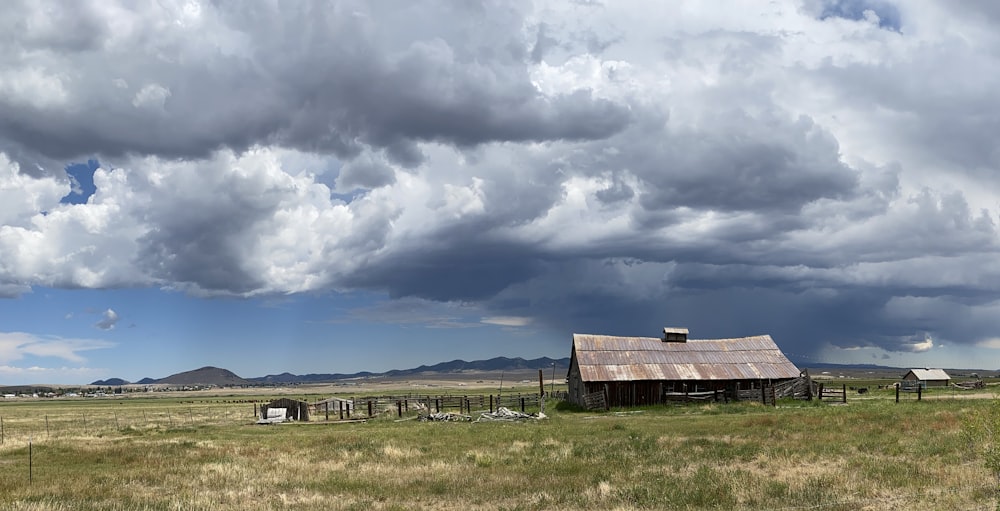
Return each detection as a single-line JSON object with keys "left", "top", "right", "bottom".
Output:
{"left": 0, "top": 393, "right": 998, "bottom": 510}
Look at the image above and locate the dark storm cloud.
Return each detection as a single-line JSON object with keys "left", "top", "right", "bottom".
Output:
{"left": 343, "top": 231, "right": 545, "bottom": 302}
{"left": 336, "top": 154, "right": 396, "bottom": 190}
{"left": 6, "top": 0, "right": 1000, "bottom": 367}
{"left": 0, "top": 0, "right": 630, "bottom": 174}
{"left": 126, "top": 157, "right": 307, "bottom": 295}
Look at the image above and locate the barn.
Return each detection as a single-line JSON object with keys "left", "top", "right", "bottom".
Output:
{"left": 261, "top": 398, "right": 310, "bottom": 422}
{"left": 902, "top": 368, "right": 951, "bottom": 387}
{"left": 567, "top": 327, "right": 801, "bottom": 408}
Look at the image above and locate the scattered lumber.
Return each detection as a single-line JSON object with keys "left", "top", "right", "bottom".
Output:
{"left": 477, "top": 407, "right": 546, "bottom": 422}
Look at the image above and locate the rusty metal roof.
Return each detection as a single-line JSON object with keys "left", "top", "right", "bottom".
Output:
{"left": 573, "top": 333, "right": 800, "bottom": 382}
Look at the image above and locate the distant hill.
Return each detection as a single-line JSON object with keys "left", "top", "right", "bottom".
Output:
{"left": 90, "top": 378, "right": 130, "bottom": 386}
{"left": 249, "top": 356, "right": 570, "bottom": 384}
{"left": 156, "top": 366, "right": 250, "bottom": 386}
{"left": 86, "top": 357, "right": 571, "bottom": 387}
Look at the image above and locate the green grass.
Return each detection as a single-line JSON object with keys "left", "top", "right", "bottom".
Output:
{"left": 0, "top": 392, "right": 997, "bottom": 510}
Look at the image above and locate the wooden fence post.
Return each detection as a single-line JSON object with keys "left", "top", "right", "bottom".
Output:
{"left": 818, "top": 383, "right": 824, "bottom": 401}
{"left": 895, "top": 385, "right": 899, "bottom": 403}
{"left": 325, "top": 402, "right": 329, "bottom": 421}
{"left": 917, "top": 386, "right": 922, "bottom": 401}
{"left": 841, "top": 384, "right": 846, "bottom": 404}
{"left": 397, "top": 400, "right": 402, "bottom": 418}
{"left": 367, "top": 400, "right": 373, "bottom": 417}
{"left": 489, "top": 394, "right": 494, "bottom": 413}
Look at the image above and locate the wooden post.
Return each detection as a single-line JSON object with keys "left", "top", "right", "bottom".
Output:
{"left": 325, "top": 402, "right": 329, "bottom": 421}
{"left": 917, "top": 385, "right": 922, "bottom": 401}
{"left": 818, "top": 383, "right": 824, "bottom": 401}
{"left": 803, "top": 369, "right": 813, "bottom": 401}
{"left": 520, "top": 397, "right": 525, "bottom": 412}
{"left": 771, "top": 386, "right": 777, "bottom": 407}
{"left": 397, "top": 400, "right": 402, "bottom": 418}
{"left": 760, "top": 384, "right": 766, "bottom": 405}
{"left": 895, "top": 385, "right": 900, "bottom": 403}
{"left": 339, "top": 401, "right": 344, "bottom": 420}
{"left": 367, "top": 400, "right": 373, "bottom": 417}
{"left": 841, "top": 384, "right": 846, "bottom": 404}
{"left": 489, "top": 394, "right": 494, "bottom": 413}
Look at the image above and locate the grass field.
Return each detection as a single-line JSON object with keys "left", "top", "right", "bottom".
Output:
{"left": 0, "top": 385, "right": 998, "bottom": 510}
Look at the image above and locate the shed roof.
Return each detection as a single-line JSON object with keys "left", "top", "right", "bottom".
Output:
{"left": 572, "top": 333, "right": 800, "bottom": 382}
{"left": 906, "top": 368, "right": 950, "bottom": 381}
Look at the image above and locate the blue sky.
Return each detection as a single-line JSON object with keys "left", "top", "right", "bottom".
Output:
{"left": 4, "top": 0, "right": 1000, "bottom": 384}
{"left": 0, "top": 285, "right": 558, "bottom": 383}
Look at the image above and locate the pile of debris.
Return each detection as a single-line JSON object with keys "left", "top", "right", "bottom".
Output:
{"left": 953, "top": 380, "right": 986, "bottom": 390}
{"left": 418, "top": 412, "right": 472, "bottom": 422}
{"left": 477, "top": 407, "right": 546, "bottom": 422}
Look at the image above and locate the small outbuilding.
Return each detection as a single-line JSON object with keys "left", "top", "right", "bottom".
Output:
{"left": 261, "top": 398, "right": 310, "bottom": 422}
{"left": 567, "top": 327, "right": 801, "bottom": 408}
{"left": 902, "top": 368, "right": 951, "bottom": 387}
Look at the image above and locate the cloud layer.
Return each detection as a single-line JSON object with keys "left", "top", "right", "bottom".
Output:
{"left": 2, "top": 0, "right": 1000, "bottom": 362}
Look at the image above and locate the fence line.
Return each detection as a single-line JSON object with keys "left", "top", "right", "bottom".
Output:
{"left": 343, "top": 393, "right": 547, "bottom": 418}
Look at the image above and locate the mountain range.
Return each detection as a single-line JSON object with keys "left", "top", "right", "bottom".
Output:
{"left": 91, "top": 356, "right": 570, "bottom": 386}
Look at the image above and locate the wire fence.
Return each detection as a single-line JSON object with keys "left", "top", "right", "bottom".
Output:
{"left": 0, "top": 392, "right": 563, "bottom": 445}
{"left": 0, "top": 403, "right": 258, "bottom": 446}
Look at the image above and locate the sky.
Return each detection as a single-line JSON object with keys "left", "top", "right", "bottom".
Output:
{"left": 2, "top": 0, "right": 1000, "bottom": 384}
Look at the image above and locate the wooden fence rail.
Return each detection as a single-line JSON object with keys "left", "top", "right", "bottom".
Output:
{"left": 344, "top": 393, "right": 545, "bottom": 418}
{"left": 817, "top": 383, "right": 847, "bottom": 403}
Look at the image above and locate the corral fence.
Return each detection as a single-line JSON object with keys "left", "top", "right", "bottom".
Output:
{"left": 816, "top": 383, "right": 847, "bottom": 403}
{"left": 736, "top": 384, "right": 777, "bottom": 406}
{"left": 316, "top": 393, "right": 553, "bottom": 420}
